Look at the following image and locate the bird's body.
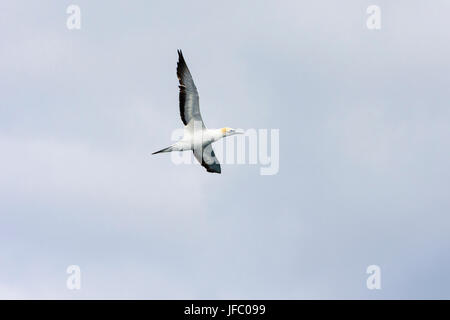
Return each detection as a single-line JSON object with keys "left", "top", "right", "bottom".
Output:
{"left": 152, "top": 50, "right": 242, "bottom": 174}
{"left": 153, "top": 128, "right": 224, "bottom": 153}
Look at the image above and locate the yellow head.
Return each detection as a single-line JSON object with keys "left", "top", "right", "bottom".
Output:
{"left": 221, "top": 127, "right": 232, "bottom": 135}
{"left": 221, "top": 127, "right": 243, "bottom": 136}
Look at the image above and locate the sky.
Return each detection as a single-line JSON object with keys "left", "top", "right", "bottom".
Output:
{"left": 0, "top": 0, "right": 449, "bottom": 299}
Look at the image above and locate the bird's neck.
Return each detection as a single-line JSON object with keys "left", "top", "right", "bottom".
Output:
{"left": 208, "top": 128, "right": 226, "bottom": 142}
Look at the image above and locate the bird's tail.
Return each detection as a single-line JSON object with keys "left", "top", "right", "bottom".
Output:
{"left": 152, "top": 145, "right": 175, "bottom": 155}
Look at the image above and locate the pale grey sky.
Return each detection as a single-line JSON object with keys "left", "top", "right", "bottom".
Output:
{"left": 0, "top": 1, "right": 449, "bottom": 298}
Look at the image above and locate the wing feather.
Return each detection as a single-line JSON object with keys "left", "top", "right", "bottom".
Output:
{"left": 193, "top": 144, "right": 221, "bottom": 174}
{"left": 177, "top": 50, "right": 204, "bottom": 127}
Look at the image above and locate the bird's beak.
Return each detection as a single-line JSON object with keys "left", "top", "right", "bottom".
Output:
{"left": 234, "top": 129, "right": 245, "bottom": 135}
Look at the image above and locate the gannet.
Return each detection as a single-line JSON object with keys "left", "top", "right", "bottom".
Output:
{"left": 152, "top": 50, "right": 243, "bottom": 174}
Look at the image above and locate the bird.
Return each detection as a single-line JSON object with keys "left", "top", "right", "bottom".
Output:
{"left": 152, "top": 50, "right": 243, "bottom": 174}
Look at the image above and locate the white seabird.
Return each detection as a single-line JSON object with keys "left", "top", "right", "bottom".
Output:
{"left": 152, "top": 50, "right": 243, "bottom": 174}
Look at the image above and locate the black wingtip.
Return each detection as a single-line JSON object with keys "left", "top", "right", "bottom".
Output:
{"left": 205, "top": 166, "right": 221, "bottom": 174}
{"left": 177, "top": 50, "right": 185, "bottom": 64}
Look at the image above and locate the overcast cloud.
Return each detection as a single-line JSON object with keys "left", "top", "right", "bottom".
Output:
{"left": 0, "top": 0, "right": 449, "bottom": 299}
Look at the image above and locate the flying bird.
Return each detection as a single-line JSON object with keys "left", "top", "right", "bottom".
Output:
{"left": 152, "top": 50, "right": 243, "bottom": 174}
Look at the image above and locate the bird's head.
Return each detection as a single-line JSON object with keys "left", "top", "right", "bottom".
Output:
{"left": 221, "top": 127, "right": 244, "bottom": 137}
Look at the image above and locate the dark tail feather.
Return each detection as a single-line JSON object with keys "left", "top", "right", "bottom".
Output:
{"left": 152, "top": 146, "right": 174, "bottom": 155}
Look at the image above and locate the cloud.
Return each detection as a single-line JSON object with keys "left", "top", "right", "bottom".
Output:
{"left": 1, "top": 0, "right": 450, "bottom": 299}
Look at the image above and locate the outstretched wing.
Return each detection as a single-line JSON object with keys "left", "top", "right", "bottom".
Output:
{"left": 193, "top": 144, "right": 221, "bottom": 174}
{"left": 177, "top": 50, "right": 204, "bottom": 127}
